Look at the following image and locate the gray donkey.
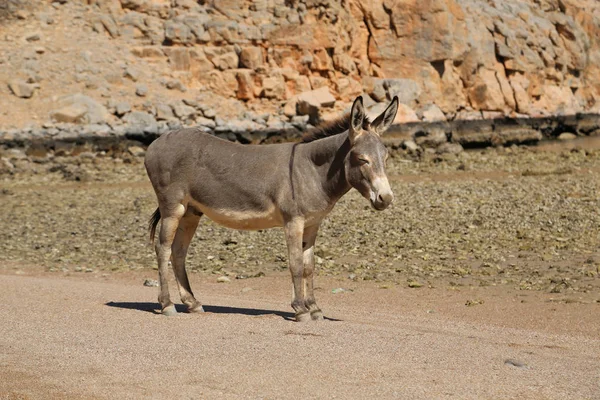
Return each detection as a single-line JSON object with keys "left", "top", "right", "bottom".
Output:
{"left": 145, "top": 95, "right": 399, "bottom": 321}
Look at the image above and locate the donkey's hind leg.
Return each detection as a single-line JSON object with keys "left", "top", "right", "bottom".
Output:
{"left": 171, "top": 208, "right": 203, "bottom": 313}
{"left": 155, "top": 203, "right": 186, "bottom": 316}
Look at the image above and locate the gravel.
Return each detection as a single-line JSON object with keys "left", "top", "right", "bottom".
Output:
{"left": 1, "top": 142, "right": 600, "bottom": 295}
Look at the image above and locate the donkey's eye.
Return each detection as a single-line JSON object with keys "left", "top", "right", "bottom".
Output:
{"left": 358, "top": 157, "right": 370, "bottom": 165}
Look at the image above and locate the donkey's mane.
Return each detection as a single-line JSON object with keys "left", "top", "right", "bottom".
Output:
{"left": 301, "top": 113, "right": 371, "bottom": 143}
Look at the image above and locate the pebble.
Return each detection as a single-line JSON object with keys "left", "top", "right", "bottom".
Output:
{"left": 217, "top": 276, "right": 231, "bottom": 283}
{"left": 557, "top": 132, "right": 577, "bottom": 141}
{"left": 143, "top": 279, "right": 159, "bottom": 287}
{"left": 331, "top": 288, "right": 347, "bottom": 294}
{"left": 504, "top": 359, "right": 528, "bottom": 369}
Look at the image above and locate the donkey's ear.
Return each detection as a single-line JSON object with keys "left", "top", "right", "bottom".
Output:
{"left": 349, "top": 96, "right": 365, "bottom": 144}
{"left": 371, "top": 96, "right": 399, "bottom": 135}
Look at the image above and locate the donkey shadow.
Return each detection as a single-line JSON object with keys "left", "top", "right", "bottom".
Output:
{"left": 105, "top": 302, "right": 340, "bottom": 321}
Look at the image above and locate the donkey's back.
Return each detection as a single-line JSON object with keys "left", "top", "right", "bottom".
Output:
{"left": 145, "top": 127, "right": 294, "bottom": 230}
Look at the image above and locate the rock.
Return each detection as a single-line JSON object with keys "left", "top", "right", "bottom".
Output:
{"left": 155, "top": 103, "right": 175, "bottom": 121}
{"left": 296, "top": 87, "right": 336, "bottom": 116}
{"left": 311, "top": 48, "right": 333, "bottom": 71}
{"left": 236, "top": 70, "right": 256, "bottom": 100}
{"left": 418, "top": 104, "right": 446, "bottom": 122}
{"left": 403, "top": 139, "right": 418, "bottom": 152}
{"left": 467, "top": 68, "right": 507, "bottom": 112}
{"left": 364, "top": 78, "right": 387, "bottom": 102}
{"left": 217, "top": 276, "right": 231, "bottom": 283}
{"left": 98, "top": 14, "right": 119, "bottom": 38}
{"left": 415, "top": 128, "right": 447, "bottom": 147}
{"left": 0, "top": 158, "right": 15, "bottom": 174}
{"left": 455, "top": 110, "right": 483, "bottom": 121}
{"left": 165, "top": 47, "right": 190, "bottom": 71}
{"left": 333, "top": 53, "right": 357, "bottom": 75}
{"left": 491, "top": 128, "right": 542, "bottom": 146}
{"left": 166, "top": 80, "right": 187, "bottom": 92}
{"left": 122, "top": 111, "right": 158, "bottom": 135}
{"left": 212, "top": 52, "right": 239, "bottom": 71}
{"left": 504, "top": 359, "right": 527, "bottom": 369}
{"left": 196, "top": 117, "right": 216, "bottom": 129}
{"left": 283, "top": 97, "right": 298, "bottom": 118}
{"left": 165, "top": 21, "right": 194, "bottom": 45}
{"left": 128, "top": 146, "right": 146, "bottom": 157}
{"left": 115, "top": 102, "right": 131, "bottom": 117}
{"left": 25, "top": 32, "right": 41, "bottom": 42}
{"left": 50, "top": 94, "right": 108, "bottom": 124}
{"left": 131, "top": 46, "right": 165, "bottom": 58}
{"left": 8, "top": 80, "right": 36, "bottom": 99}
{"left": 51, "top": 104, "right": 88, "bottom": 123}
{"left": 171, "top": 101, "right": 196, "bottom": 120}
{"left": 15, "top": 10, "right": 28, "bottom": 20}
{"left": 124, "top": 67, "right": 140, "bottom": 82}
{"left": 384, "top": 79, "right": 421, "bottom": 105}
{"left": 558, "top": 132, "right": 577, "bottom": 141}
{"left": 239, "top": 47, "right": 263, "bottom": 69}
{"left": 465, "top": 299, "right": 484, "bottom": 306}
{"left": 436, "top": 142, "right": 463, "bottom": 154}
{"left": 215, "top": 118, "right": 263, "bottom": 133}
{"left": 136, "top": 84, "right": 148, "bottom": 97}
{"left": 335, "top": 77, "right": 363, "bottom": 102}
{"left": 143, "top": 279, "right": 159, "bottom": 287}
{"left": 394, "top": 104, "right": 419, "bottom": 124}
{"left": 261, "top": 76, "right": 285, "bottom": 99}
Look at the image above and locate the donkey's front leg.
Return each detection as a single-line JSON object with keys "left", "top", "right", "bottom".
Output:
{"left": 302, "top": 224, "right": 323, "bottom": 320}
{"left": 284, "top": 217, "right": 310, "bottom": 322}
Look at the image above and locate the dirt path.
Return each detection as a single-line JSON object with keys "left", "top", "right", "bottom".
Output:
{"left": 1, "top": 270, "right": 598, "bottom": 400}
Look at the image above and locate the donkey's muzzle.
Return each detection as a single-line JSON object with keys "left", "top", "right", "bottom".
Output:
{"left": 371, "top": 191, "right": 393, "bottom": 211}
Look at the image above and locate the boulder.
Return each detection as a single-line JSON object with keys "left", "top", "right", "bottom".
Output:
{"left": 115, "top": 102, "right": 131, "bottom": 117}
{"left": 50, "top": 94, "right": 108, "bottom": 124}
{"left": 50, "top": 104, "right": 88, "bottom": 124}
{"left": 239, "top": 47, "right": 263, "bottom": 69}
{"left": 418, "top": 104, "right": 446, "bottom": 122}
{"left": 8, "top": 80, "right": 37, "bottom": 99}
{"left": 558, "top": 132, "right": 577, "bottom": 141}
{"left": 261, "top": 76, "right": 286, "bottom": 100}
{"left": 123, "top": 111, "right": 158, "bottom": 135}
{"left": 384, "top": 79, "right": 421, "bottom": 106}
{"left": 296, "top": 87, "right": 336, "bottom": 116}
{"left": 171, "top": 101, "right": 196, "bottom": 120}
{"left": 155, "top": 103, "right": 175, "bottom": 121}
{"left": 394, "top": 104, "right": 419, "bottom": 124}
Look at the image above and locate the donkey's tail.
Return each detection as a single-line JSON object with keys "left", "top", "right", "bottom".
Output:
{"left": 149, "top": 207, "right": 161, "bottom": 245}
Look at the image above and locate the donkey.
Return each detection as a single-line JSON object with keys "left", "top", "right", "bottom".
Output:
{"left": 145, "top": 95, "right": 399, "bottom": 321}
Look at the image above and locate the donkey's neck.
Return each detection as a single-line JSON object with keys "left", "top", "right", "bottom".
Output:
{"left": 296, "top": 132, "right": 352, "bottom": 204}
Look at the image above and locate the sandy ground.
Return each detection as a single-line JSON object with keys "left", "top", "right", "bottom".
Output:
{"left": 1, "top": 269, "right": 599, "bottom": 400}
{"left": 1, "top": 143, "right": 600, "bottom": 399}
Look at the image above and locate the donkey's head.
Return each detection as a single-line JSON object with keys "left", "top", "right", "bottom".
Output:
{"left": 345, "top": 96, "right": 399, "bottom": 211}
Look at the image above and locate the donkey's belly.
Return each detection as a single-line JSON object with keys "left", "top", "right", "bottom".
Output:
{"left": 190, "top": 201, "right": 283, "bottom": 230}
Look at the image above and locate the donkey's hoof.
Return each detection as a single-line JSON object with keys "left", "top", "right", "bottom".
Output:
{"left": 311, "top": 310, "right": 324, "bottom": 321}
{"left": 295, "top": 312, "right": 311, "bottom": 323}
{"left": 188, "top": 305, "right": 205, "bottom": 313}
{"left": 162, "top": 305, "right": 178, "bottom": 316}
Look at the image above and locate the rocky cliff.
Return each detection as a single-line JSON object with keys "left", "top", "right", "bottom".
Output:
{"left": 1, "top": 0, "right": 599, "bottom": 141}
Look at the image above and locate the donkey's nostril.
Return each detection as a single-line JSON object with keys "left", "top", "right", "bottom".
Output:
{"left": 378, "top": 192, "right": 393, "bottom": 205}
